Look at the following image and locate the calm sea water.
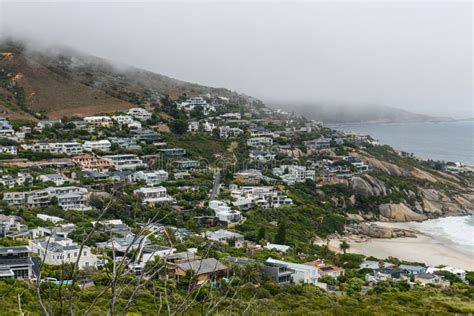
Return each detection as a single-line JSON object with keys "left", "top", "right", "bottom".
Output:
{"left": 332, "top": 121, "right": 474, "bottom": 165}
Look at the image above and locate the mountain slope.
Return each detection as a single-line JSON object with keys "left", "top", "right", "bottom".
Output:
{"left": 270, "top": 102, "right": 446, "bottom": 124}
{"left": 0, "top": 40, "right": 247, "bottom": 120}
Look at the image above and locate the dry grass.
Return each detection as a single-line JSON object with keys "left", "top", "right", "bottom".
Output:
{"left": 0, "top": 52, "right": 135, "bottom": 119}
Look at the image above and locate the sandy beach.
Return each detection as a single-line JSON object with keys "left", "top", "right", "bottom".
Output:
{"left": 329, "top": 221, "right": 474, "bottom": 270}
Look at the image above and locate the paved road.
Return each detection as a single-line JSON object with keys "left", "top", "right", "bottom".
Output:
{"left": 209, "top": 171, "right": 220, "bottom": 201}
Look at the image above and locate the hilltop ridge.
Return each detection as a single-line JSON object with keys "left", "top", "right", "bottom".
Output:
{"left": 0, "top": 39, "right": 256, "bottom": 120}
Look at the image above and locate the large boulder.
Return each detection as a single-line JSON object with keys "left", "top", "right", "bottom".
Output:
{"left": 378, "top": 203, "right": 427, "bottom": 222}
{"left": 351, "top": 175, "right": 389, "bottom": 198}
{"left": 345, "top": 223, "right": 417, "bottom": 238}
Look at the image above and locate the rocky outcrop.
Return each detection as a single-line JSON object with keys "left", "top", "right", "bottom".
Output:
{"left": 378, "top": 203, "right": 427, "bottom": 222}
{"left": 351, "top": 175, "right": 389, "bottom": 197}
{"left": 345, "top": 223, "right": 417, "bottom": 238}
{"left": 352, "top": 153, "right": 408, "bottom": 176}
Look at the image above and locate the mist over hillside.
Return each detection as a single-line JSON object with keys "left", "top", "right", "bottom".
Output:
{"left": 270, "top": 102, "right": 450, "bottom": 124}
{"left": 0, "top": 39, "right": 253, "bottom": 120}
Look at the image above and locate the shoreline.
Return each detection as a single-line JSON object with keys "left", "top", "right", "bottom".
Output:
{"left": 329, "top": 220, "right": 474, "bottom": 270}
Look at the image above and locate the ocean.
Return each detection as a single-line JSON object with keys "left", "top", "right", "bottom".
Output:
{"left": 331, "top": 121, "right": 474, "bottom": 165}
{"left": 412, "top": 215, "right": 474, "bottom": 257}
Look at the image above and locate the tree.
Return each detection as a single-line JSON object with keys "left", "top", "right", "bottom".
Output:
{"left": 274, "top": 221, "right": 287, "bottom": 244}
{"left": 339, "top": 240, "right": 350, "bottom": 254}
{"left": 169, "top": 119, "right": 188, "bottom": 135}
{"left": 257, "top": 227, "right": 266, "bottom": 242}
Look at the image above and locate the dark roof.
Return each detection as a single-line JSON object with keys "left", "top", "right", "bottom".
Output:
{"left": 376, "top": 268, "right": 406, "bottom": 275}
{"left": 176, "top": 258, "right": 227, "bottom": 275}
{"left": 0, "top": 256, "right": 33, "bottom": 267}
{"left": 416, "top": 273, "right": 438, "bottom": 280}
{"left": 0, "top": 246, "right": 29, "bottom": 254}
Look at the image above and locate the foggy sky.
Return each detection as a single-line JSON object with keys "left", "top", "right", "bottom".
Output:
{"left": 1, "top": 1, "right": 472, "bottom": 118}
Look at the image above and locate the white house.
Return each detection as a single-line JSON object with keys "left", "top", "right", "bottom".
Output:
{"left": 230, "top": 186, "right": 293, "bottom": 209}
{"left": 133, "top": 170, "right": 169, "bottom": 186}
{"left": 102, "top": 154, "right": 146, "bottom": 171}
{"left": 203, "top": 229, "right": 245, "bottom": 248}
{"left": 112, "top": 115, "right": 134, "bottom": 125}
{"left": 264, "top": 242, "right": 290, "bottom": 252}
{"left": 22, "top": 142, "right": 82, "bottom": 155}
{"left": 426, "top": 266, "right": 466, "bottom": 281}
{"left": 3, "top": 186, "right": 90, "bottom": 210}
{"left": 29, "top": 236, "right": 97, "bottom": 269}
{"left": 49, "top": 142, "right": 83, "bottom": 155}
{"left": 272, "top": 165, "right": 316, "bottom": 185}
{"left": 202, "top": 121, "right": 216, "bottom": 133}
{"left": 247, "top": 137, "right": 274, "bottom": 148}
{"left": 37, "top": 214, "right": 64, "bottom": 224}
{"left": 134, "top": 186, "right": 173, "bottom": 204}
{"left": 249, "top": 150, "right": 276, "bottom": 162}
{"left": 128, "top": 108, "right": 152, "bottom": 121}
{"left": 0, "top": 118, "right": 15, "bottom": 136}
{"left": 37, "top": 174, "right": 67, "bottom": 186}
{"left": 188, "top": 121, "right": 200, "bottom": 133}
{"left": 83, "top": 140, "right": 112, "bottom": 152}
{"left": 266, "top": 258, "right": 319, "bottom": 285}
{"left": 209, "top": 200, "right": 242, "bottom": 224}
{"left": 84, "top": 116, "right": 113, "bottom": 127}
{"left": 0, "top": 146, "right": 17, "bottom": 155}
{"left": 178, "top": 97, "right": 218, "bottom": 115}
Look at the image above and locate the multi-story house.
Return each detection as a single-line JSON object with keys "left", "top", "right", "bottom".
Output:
{"left": 234, "top": 169, "right": 264, "bottom": 184}
{"left": 82, "top": 140, "right": 112, "bottom": 152}
{"left": 303, "top": 137, "right": 332, "bottom": 150}
{"left": 0, "top": 172, "right": 33, "bottom": 188}
{"left": 36, "top": 120, "right": 62, "bottom": 131}
{"left": 208, "top": 200, "right": 243, "bottom": 224}
{"left": 249, "top": 150, "right": 276, "bottom": 162}
{"left": 22, "top": 143, "right": 51, "bottom": 153}
{"left": 272, "top": 165, "right": 316, "bottom": 185}
{"left": 247, "top": 137, "right": 273, "bottom": 148}
{"left": 219, "top": 126, "right": 243, "bottom": 139}
{"left": 249, "top": 127, "right": 274, "bottom": 138}
{"left": 266, "top": 258, "right": 319, "bottom": 285}
{"left": 133, "top": 170, "right": 169, "bottom": 186}
{"left": 84, "top": 116, "right": 113, "bottom": 128}
{"left": 131, "top": 129, "right": 161, "bottom": 143}
{"left": 37, "top": 173, "right": 67, "bottom": 186}
{"left": 175, "top": 160, "right": 200, "bottom": 169}
{"left": 0, "top": 215, "right": 29, "bottom": 239}
{"left": 0, "top": 246, "right": 35, "bottom": 280}
{"left": 158, "top": 148, "right": 186, "bottom": 158}
{"left": 49, "top": 142, "right": 83, "bottom": 155}
{"left": 202, "top": 121, "right": 216, "bottom": 133}
{"left": 112, "top": 115, "right": 134, "bottom": 125}
{"left": 4, "top": 186, "right": 90, "bottom": 210}
{"left": 72, "top": 154, "right": 112, "bottom": 172}
{"left": 29, "top": 236, "right": 97, "bottom": 269}
{"left": 230, "top": 186, "right": 293, "bottom": 209}
{"left": 188, "top": 121, "right": 200, "bottom": 133}
{"left": 134, "top": 186, "right": 173, "bottom": 204}
{"left": 108, "top": 137, "right": 141, "bottom": 151}
{"left": 0, "top": 118, "right": 15, "bottom": 136}
{"left": 262, "top": 261, "right": 295, "bottom": 286}
{"left": 102, "top": 154, "right": 146, "bottom": 171}
{"left": 178, "top": 97, "right": 216, "bottom": 114}
{"left": 127, "top": 108, "right": 152, "bottom": 121}
{"left": 0, "top": 146, "right": 17, "bottom": 155}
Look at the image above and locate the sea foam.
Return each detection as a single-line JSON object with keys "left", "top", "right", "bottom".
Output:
{"left": 412, "top": 215, "right": 474, "bottom": 255}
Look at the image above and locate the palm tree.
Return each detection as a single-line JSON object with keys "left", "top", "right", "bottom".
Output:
{"left": 339, "top": 240, "right": 350, "bottom": 254}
